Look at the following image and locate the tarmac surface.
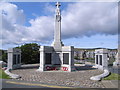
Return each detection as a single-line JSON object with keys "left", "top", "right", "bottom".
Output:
{"left": 1, "top": 79, "right": 72, "bottom": 88}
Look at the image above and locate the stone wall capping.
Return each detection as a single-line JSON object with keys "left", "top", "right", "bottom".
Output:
{"left": 90, "top": 69, "right": 110, "bottom": 81}
{"left": 4, "top": 69, "right": 21, "bottom": 79}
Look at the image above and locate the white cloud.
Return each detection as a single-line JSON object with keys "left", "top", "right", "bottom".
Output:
{"left": 1, "top": 2, "right": 118, "bottom": 47}
{"left": 43, "top": 3, "right": 55, "bottom": 14}
{"left": 0, "top": 3, "right": 25, "bottom": 25}
{"left": 0, "top": 2, "right": 25, "bottom": 45}
{"left": 61, "top": 2, "right": 118, "bottom": 39}
{"left": 26, "top": 16, "right": 54, "bottom": 42}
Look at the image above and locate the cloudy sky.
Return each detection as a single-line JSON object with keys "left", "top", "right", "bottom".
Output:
{"left": 0, "top": 2, "right": 118, "bottom": 49}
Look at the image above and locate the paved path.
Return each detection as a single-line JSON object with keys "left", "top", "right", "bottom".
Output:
{"left": 11, "top": 64, "right": 105, "bottom": 88}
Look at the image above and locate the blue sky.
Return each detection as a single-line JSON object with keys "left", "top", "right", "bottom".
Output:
{"left": 1, "top": 2, "right": 118, "bottom": 49}
{"left": 11, "top": 2, "right": 71, "bottom": 26}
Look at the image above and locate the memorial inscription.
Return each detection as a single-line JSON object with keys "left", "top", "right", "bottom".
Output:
{"left": 45, "top": 53, "right": 52, "bottom": 64}
{"left": 63, "top": 53, "right": 69, "bottom": 64}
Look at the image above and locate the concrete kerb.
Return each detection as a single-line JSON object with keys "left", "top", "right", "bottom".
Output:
{"left": 4, "top": 69, "right": 21, "bottom": 79}
{"left": 90, "top": 69, "right": 110, "bottom": 81}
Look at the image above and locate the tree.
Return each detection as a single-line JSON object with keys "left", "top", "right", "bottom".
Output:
{"left": 0, "top": 50, "right": 7, "bottom": 63}
{"left": 17, "top": 43, "right": 40, "bottom": 64}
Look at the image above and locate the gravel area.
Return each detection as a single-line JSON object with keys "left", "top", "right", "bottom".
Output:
{"left": 11, "top": 64, "right": 105, "bottom": 88}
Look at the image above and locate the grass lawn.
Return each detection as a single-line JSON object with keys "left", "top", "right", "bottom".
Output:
{"left": 0, "top": 69, "right": 10, "bottom": 79}
{"left": 103, "top": 73, "right": 120, "bottom": 80}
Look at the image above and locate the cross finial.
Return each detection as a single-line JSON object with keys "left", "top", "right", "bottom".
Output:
{"left": 56, "top": 2, "right": 61, "bottom": 8}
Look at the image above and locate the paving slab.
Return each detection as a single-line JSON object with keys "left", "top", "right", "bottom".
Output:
{"left": 11, "top": 64, "right": 106, "bottom": 88}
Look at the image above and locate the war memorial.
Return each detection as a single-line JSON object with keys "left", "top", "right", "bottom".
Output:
{"left": 38, "top": 2, "right": 75, "bottom": 72}
{"left": 3, "top": 2, "right": 119, "bottom": 88}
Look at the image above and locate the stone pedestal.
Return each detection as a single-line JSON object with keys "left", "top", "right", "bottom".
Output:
{"left": 37, "top": 46, "right": 75, "bottom": 72}
{"left": 95, "top": 49, "right": 108, "bottom": 70}
{"left": 61, "top": 46, "right": 74, "bottom": 72}
{"left": 7, "top": 48, "right": 21, "bottom": 70}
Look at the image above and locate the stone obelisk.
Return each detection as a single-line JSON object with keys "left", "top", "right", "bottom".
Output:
{"left": 38, "top": 2, "right": 75, "bottom": 72}
{"left": 51, "top": 2, "right": 63, "bottom": 51}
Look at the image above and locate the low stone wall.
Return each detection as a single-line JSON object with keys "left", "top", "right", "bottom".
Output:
{"left": 90, "top": 69, "right": 110, "bottom": 81}
{"left": 4, "top": 69, "right": 21, "bottom": 79}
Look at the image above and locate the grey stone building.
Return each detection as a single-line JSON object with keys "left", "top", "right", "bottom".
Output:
{"left": 74, "top": 48, "right": 95, "bottom": 60}
{"left": 74, "top": 48, "right": 117, "bottom": 61}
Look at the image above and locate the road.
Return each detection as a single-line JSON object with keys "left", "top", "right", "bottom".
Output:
{"left": 1, "top": 79, "right": 73, "bottom": 89}
{"left": 1, "top": 79, "right": 47, "bottom": 88}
